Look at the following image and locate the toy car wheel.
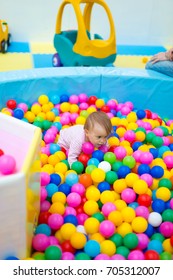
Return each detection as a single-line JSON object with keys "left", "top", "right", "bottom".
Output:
{"left": 7, "top": 33, "right": 12, "bottom": 46}
{"left": 52, "top": 53, "right": 62, "bottom": 67}
{"left": 1, "top": 40, "right": 8, "bottom": 53}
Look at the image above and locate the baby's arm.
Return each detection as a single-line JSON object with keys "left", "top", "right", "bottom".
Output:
{"left": 68, "top": 140, "right": 83, "bottom": 167}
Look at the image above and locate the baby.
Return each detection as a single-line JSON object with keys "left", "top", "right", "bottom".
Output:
{"left": 57, "top": 111, "right": 112, "bottom": 167}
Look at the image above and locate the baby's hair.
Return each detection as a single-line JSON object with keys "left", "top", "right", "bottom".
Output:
{"left": 84, "top": 111, "right": 112, "bottom": 135}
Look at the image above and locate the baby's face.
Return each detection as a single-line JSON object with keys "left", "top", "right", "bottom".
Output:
{"left": 85, "top": 124, "right": 108, "bottom": 148}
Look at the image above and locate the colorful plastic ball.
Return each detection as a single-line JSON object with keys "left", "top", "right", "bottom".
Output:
{"left": 128, "top": 250, "right": 145, "bottom": 260}
{"left": 61, "top": 252, "right": 75, "bottom": 260}
{"left": 84, "top": 217, "right": 100, "bottom": 234}
{"left": 79, "top": 173, "right": 93, "bottom": 188}
{"left": 164, "top": 155, "right": 173, "bottom": 169}
{"left": 78, "top": 153, "right": 90, "bottom": 167}
{"left": 65, "top": 173, "right": 78, "bottom": 186}
{"left": 136, "top": 233, "right": 149, "bottom": 250}
{"left": 71, "top": 161, "right": 84, "bottom": 174}
{"left": 58, "top": 183, "right": 71, "bottom": 196}
{"left": 35, "top": 223, "right": 51, "bottom": 236}
{"left": 45, "top": 245, "right": 62, "bottom": 260}
{"left": 123, "top": 233, "right": 138, "bottom": 249}
{"left": 45, "top": 183, "right": 58, "bottom": 198}
{"left": 162, "top": 209, "right": 173, "bottom": 222}
{"left": 82, "top": 142, "right": 95, "bottom": 154}
{"left": 131, "top": 217, "right": 148, "bottom": 233}
{"left": 84, "top": 240, "right": 100, "bottom": 258}
{"left": 137, "top": 194, "right": 152, "bottom": 207}
{"left": 121, "top": 188, "right": 136, "bottom": 204}
{"left": 102, "top": 202, "right": 116, "bottom": 216}
{"left": 147, "top": 240, "right": 163, "bottom": 254}
{"left": 92, "top": 150, "right": 104, "bottom": 162}
{"left": 97, "top": 181, "right": 111, "bottom": 193}
{"left": 160, "top": 251, "right": 172, "bottom": 260}
{"left": 156, "top": 187, "right": 171, "bottom": 202}
{"left": 99, "top": 220, "right": 115, "bottom": 238}
{"left": 100, "top": 240, "right": 116, "bottom": 257}
{"left": 117, "top": 165, "right": 131, "bottom": 178}
{"left": 0, "top": 154, "right": 16, "bottom": 175}
{"left": 91, "top": 168, "right": 105, "bottom": 183}
{"left": 133, "top": 179, "right": 148, "bottom": 195}
{"left": 70, "top": 232, "right": 87, "bottom": 249}
{"left": 135, "top": 205, "right": 149, "bottom": 219}
{"left": 86, "top": 186, "right": 100, "bottom": 201}
{"left": 48, "top": 214, "right": 64, "bottom": 230}
{"left": 137, "top": 163, "right": 151, "bottom": 175}
{"left": 50, "top": 173, "right": 61, "bottom": 185}
{"left": 150, "top": 165, "right": 164, "bottom": 178}
{"left": 64, "top": 214, "right": 78, "bottom": 226}
{"left": 32, "top": 234, "right": 50, "bottom": 252}
{"left": 66, "top": 192, "right": 81, "bottom": 208}
{"left": 83, "top": 200, "right": 99, "bottom": 216}
{"left": 159, "top": 221, "right": 173, "bottom": 237}
{"left": 75, "top": 252, "right": 91, "bottom": 260}
{"left": 148, "top": 212, "right": 162, "bottom": 227}
{"left": 87, "top": 158, "right": 99, "bottom": 166}
{"left": 98, "top": 161, "right": 111, "bottom": 172}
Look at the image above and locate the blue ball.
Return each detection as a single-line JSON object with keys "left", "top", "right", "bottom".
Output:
{"left": 13, "top": 108, "right": 24, "bottom": 119}
{"left": 132, "top": 141, "right": 143, "bottom": 151}
{"left": 150, "top": 165, "right": 164, "bottom": 178}
{"left": 84, "top": 240, "right": 100, "bottom": 258}
{"left": 169, "top": 144, "right": 173, "bottom": 151}
{"left": 92, "top": 150, "right": 104, "bottom": 162}
{"left": 149, "top": 148, "right": 158, "bottom": 159}
{"left": 60, "top": 94, "right": 69, "bottom": 103}
{"left": 128, "top": 202, "right": 139, "bottom": 209}
{"left": 137, "top": 164, "right": 151, "bottom": 175}
{"left": 45, "top": 183, "right": 58, "bottom": 198}
{"left": 52, "top": 122, "right": 62, "bottom": 131}
{"left": 98, "top": 181, "right": 111, "bottom": 192}
{"left": 5, "top": 256, "right": 19, "bottom": 260}
{"left": 136, "top": 109, "right": 146, "bottom": 119}
{"left": 144, "top": 224, "right": 155, "bottom": 238}
{"left": 152, "top": 199, "right": 165, "bottom": 213}
{"left": 49, "top": 143, "right": 61, "bottom": 154}
{"left": 51, "top": 108, "right": 59, "bottom": 116}
{"left": 117, "top": 165, "right": 131, "bottom": 178}
{"left": 49, "top": 94, "right": 60, "bottom": 105}
{"left": 147, "top": 240, "right": 163, "bottom": 254}
{"left": 35, "top": 223, "right": 51, "bottom": 236}
{"left": 59, "top": 183, "right": 71, "bottom": 195}
{"left": 64, "top": 215, "right": 78, "bottom": 226}
{"left": 158, "top": 146, "right": 170, "bottom": 157}
{"left": 87, "top": 158, "right": 100, "bottom": 167}
{"left": 65, "top": 173, "right": 78, "bottom": 186}
{"left": 50, "top": 173, "right": 61, "bottom": 186}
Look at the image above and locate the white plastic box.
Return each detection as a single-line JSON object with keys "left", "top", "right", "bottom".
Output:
{"left": 0, "top": 113, "right": 42, "bottom": 259}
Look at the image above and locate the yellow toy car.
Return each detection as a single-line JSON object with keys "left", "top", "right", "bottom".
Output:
{"left": 0, "top": 20, "right": 11, "bottom": 53}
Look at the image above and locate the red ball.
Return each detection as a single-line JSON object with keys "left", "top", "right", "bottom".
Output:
{"left": 38, "top": 211, "right": 51, "bottom": 224}
{"left": 145, "top": 109, "right": 152, "bottom": 119}
{"left": 108, "top": 146, "right": 116, "bottom": 153}
{"left": 76, "top": 205, "right": 84, "bottom": 214}
{"left": 61, "top": 240, "right": 76, "bottom": 253}
{"left": 137, "top": 194, "right": 152, "bottom": 207}
{"left": 88, "top": 96, "right": 97, "bottom": 105}
{"left": 101, "top": 105, "right": 110, "bottom": 113}
{"left": 78, "top": 153, "right": 90, "bottom": 167}
{"left": 0, "top": 149, "right": 4, "bottom": 156}
{"left": 144, "top": 250, "right": 160, "bottom": 260}
{"left": 6, "top": 99, "right": 17, "bottom": 110}
{"left": 170, "top": 235, "right": 173, "bottom": 246}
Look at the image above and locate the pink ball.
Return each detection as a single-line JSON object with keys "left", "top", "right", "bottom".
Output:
{"left": 79, "top": 102, "right": 89, "bottom": 110}
{"left": 44, "top": 132, "right": 55, "bottom": 144}
{"left": 41, "top": 172, "right": 50, "bottom": 186}
{"left": 64, "top": 206, "right": 77, "bottom": 217}
{"left": 48, "top": 236, "right": 60, "bottom": 246}
{"left": 124, "top": 130, "right": 136, "bottom": 142}
{"left": 136, "top": 233, "right": 149, "bottom": 250}
{"left": 135, "top": 206, "right": 149, "bottom": 219}
{"left": 107, "top": 99, "right": 117, "bottom": 110}
{"left": 114, "top": 146, "right": 127, "bottom": 160}
{"left": 125, "top": 101, "right": 134, "bottom": 110}
{"left": 40, "top": 200, "right": 51, "bottom": 212}
{"left": 99, "top": 145, "right": 109, "bottom": 153}
{"left": 60, "top": 115, "right": 70, "bottom": 125}
{"left": 40, "top": 187, "right": 47, "bottom": 202}
{"left": 41, "top": 146, "right": 50, "bottom": 156}
{"left": 17, "top": 102, "right": 28, "bottom": 112}
{"left": 61, "top": 252, "right": 75, "bottom": 260}
{"left": 121, "top": 106, "right": 131, "bottom": 116}
{"left": 162, "top": 137, "right": 170, "bottom": 146}
{"left": 71, "top": 183, "right": 85, "bottom": 196}
{"left": 170, "top": 198, "right": 173, "bottom": 210}
{"left": 128, "top": 250, "right": 145, "bottom": 260}
{"left": 32, "top": 234, "right": 50, "bottom": 251}
{"left": 102, "top": 202, "right": 116, "bottom": 216}
{"left": 140, "top": 152, "right": 153, "bottom": 164}
{"left": 153, "top": 128, "right": 163, "bottom": 136}
{"left": 82, "top": 142, "right": 95, "bottom": 154}
{"left": 69, "top": 95, "right": 79, "bottom": 104}
{"left": 94, "top": 254, "right": 110, "bottom": 260}
{"left": 78, "top": 93, "right": 88, "bottom": 103}
{"left": 70, "top": 113, "right": 79, "bottom": 123}
{"left": 99, "top": 220, "right": 115, "bottom": 238}
{"left": 111, "top": 254, "right": 126, "bottom": 260}
{"left": 77, "top": 213, "right": 88, "bottom": 225}
{"left": 140, "top": 173, "right": 153, "bottom": 187}
{"left": 164, "top": 155, "right": 173, "bottom": 169}
{"left": 0, "top": 154, "right": 16, "bottom": 175}
{"left": 121, "top": 188, "right": 136, "bottom": 203}
{"left": 159, "top": 221, "right": 173, "bottom": 237}
{"left": 48, "top": 213, "right": 64, "bottom": 230}
{"left": 133, "top": 150, "right": 142, "bottom": 162}
{"left": 67, "top": 192, "right": 81, "bottom": 207}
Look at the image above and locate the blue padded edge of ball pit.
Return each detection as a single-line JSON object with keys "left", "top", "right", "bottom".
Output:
{"left": 0, "top": 67, "right": 173, "bottom": 119}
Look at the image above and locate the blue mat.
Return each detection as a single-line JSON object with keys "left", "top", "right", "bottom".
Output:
{"left": 32, "top": 54, "right": 53, "bottom": 68}
{"left": 117, "top": 45, "right": 167, "bottom": 55}
{"left": 8, "top": 42, "right": 30, "bottom": 53}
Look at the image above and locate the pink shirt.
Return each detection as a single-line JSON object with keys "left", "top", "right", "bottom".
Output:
{"left": 57, "top": 125, "right": 85, "bottom": 167}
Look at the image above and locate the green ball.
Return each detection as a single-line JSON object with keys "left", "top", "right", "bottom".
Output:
{"left": 75, "top": 252, "right": 91, "bottom": 260}
{"left": 71, "top": 161, "right": 84, "bottom": 174}
{"left": 159, "top": 126, "right": 169, "bottom": 136}
{"left": 162, "top": 209, "right": 173, "bottom": 222}
{"left": 151, "top": 136, "right": 164, "bottom": 148}
{"left": 112, "top": 161, "right": 123, "bottom": 172}
{"left": 160, "top": 252, "right": 172, "bottom": 260}
{"left": 45, "top": 245, "right": 62, "bottom": 260}
{"left": 104, "top": 152, "right": 116, "bottom": 164}
{"left": 158, "top": 178, "right": 172, "bottom": 190}
{"left": 85, "top": 164, "right": 97, "bottom": 174}
{"left": 80, "top": 110, "right": 89, "bottom": 118}
{"left": 33, "top": 252, "right": 45, "bottom": 260}
{"left": 33, "top": 121, "right": 43, "bottom": 128}
{"left": 151, "top": 233, "right": 165, "bottom": 243}
{"left": 105, "top": 170, "right": 118, "bottom": 184}
{"left": 116, "top": 246, "right": 129, "bottom": 259}
{"left": 123, "top": 233, "right": 138, "bottom": 249}
{"left": 146, "top": 132, "right": 155, "bottom": 143}
{"left": 61, "top": 159, "right": 70, "bottom": 169}
{"left": 123, "top": 156, "right": 136, "bottom": 169}
{"left": 92, "top": 212, "right": 105, "bottom": 222}
{"left": 110, "top": 233, "right": 123, "bottom": 247}
{"left": 42, "top": 120, "right": 52, "bottom": 130}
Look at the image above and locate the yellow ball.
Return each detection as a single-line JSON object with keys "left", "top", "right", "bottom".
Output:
{"left": 111, "top": 117, "right": 120, "bottom": 126}
{"left": 52, "top": 192, "right": 66, "bottom": 204}
{"left": 121, "top": 207, "right": 136, "bottom": 223}
{"left": 46, "top": 111, "right": 55, "bottom": 121}
{"left": 135, "top": 131, "right": 146, "bottom": 142}
{"left": 83, "top": 200, "right": 99, "bottom": 216}
{"left": 84, "top": 217, "right": 100, "bottom": 234}
{"left": 70, "top": 104, "right": 79, "bottom": 113}
{"left": 156, "top": 187, "right": 171, "bottom": 201}
{"left": 113, "top": 178, "right": 127, "bottom": 193}
{"left": 162, "top": 239, "right": 173, "bottom": 253}
{"left": 48, "top": 154, "right": 60, "bottom": 166}
{"left": 86, "top": 186, "right": 100, "bottom": 201}
{"left": 41, "top": 154, "right": 48, "bottom": 165}
{"left": 107, "top": 136, "right": 120, "bottom": 147}
{"left": 49, "top": 202, "right": 65, "bottom": 215}
{"left": 91, "top": 168, "right": 105, "bottom": 183}
{"left": 117, "top": 222, "right": 132, "bottom": 237}
{"left": 95, "top": 98, "right": 105, "bottom": 109}
{"left": 125, "top": 173, "right": 139, "bottom": 187}
{"left": 37, "top": 112, "right": 46, "bottom": 120}
{"left": 108, "top": 210, "right": 123, "bottom": 226}
{"left": 75, "top": 116, "right": 86, "bottom": 125}
{"left": 100, "top": 190, "right": 115, "bottom": 204}
{"left": 87, "top": 106, "right": 97, "bottom": 114}
{"left": 54, "top": 162, "right": 68, "bottom": 174}
{"left": 55, "top": 229, "right": 64, "bottom": 243}
{"left": 41, "top": 163, "right": 54, "bottom": 174}
{"left": 70, "top": 232, "right": 87, "bottom": 249}
{"left": 116, "top": 127, "right": 126, "bottom": 138}
{"left": 60, "top": 102, "right": 71, "bottom": 112}
{"left": 38, "top": 94, "right": 49, "bottom": 105}
{"left": 131, "top": 217, "right": 148, "bottom": 233}
{"left": 24, "top": 111, "right": 35, "bottom": 123}
{"left": 60, "top": 223, "right": 76, "bottom": 240}
{"left": 31, "top": 104, "right": 42, "bottom": 115}
{"left": 127, "top": 122, "right": 138, "bottom": 131}
{"left": 133, "top": 179, "right": 148, "bottom": 195}
{"left": 114, "top": 199, "right": 127, "bottom": 211}
{"left": 100, "top": 240, "right": 116, "bottom": 256}
{"left": 90, "top": 233, "right": 105, "bottom": 243}
{"left": 55, "top": 151, "right": 66, "bottom": 161}
{"left": 126, "top": 112, "right": 137, "bottom": 123}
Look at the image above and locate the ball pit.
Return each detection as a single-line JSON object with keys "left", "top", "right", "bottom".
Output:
{"left": 0, "top": 68, "right": 173, "bottom": 260}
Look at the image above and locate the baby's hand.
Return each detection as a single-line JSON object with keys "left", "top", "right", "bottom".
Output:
{"left": 150, "top": 52, "right": 167, "bottom": 64}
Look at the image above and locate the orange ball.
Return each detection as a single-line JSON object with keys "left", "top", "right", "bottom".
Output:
{"left": 79, "top": 173, "right": 93, "bottom": 188}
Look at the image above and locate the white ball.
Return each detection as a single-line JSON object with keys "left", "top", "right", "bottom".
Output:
{"left": 76, "top": 225, "right": 86, "bottom": 234}
{"left": 98, "top": 161, "right": 111, "bottom": 172}
{"left": 148, "top": 212, "right": 162, "bottom": 227}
